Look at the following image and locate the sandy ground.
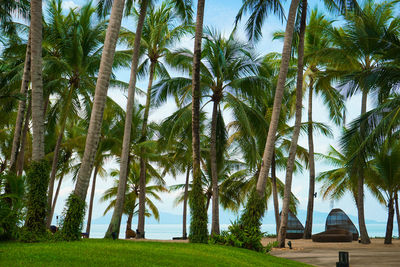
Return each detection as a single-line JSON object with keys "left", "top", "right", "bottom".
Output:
{"left": 264, "top": 238, "right": 400, "bottom": 267}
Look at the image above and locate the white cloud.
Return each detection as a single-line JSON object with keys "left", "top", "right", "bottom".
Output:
{"left": 62, "top": 0, "right": 79, "bottom": 10}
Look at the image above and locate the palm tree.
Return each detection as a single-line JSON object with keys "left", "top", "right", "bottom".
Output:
{"left": 102, "top": 163, "right": 167, "bottom": 239}
{"left": 322, "top": 0, "right": 398, "bottom": 243}
{"left": 104, "top": 0, "right": 193, "bottom": 240}
{"left": 190, "top": 0, "right": 207, "bottom": 243}
{"left": 155, "top": 28, "right": 262, "bottom": 235}
{"left": 367, "top": 139, "right": 400, "bottom": 244}
{"left": 61, "top": 0, "right": 127, "bottom": 240}
{"left": 44, "top": 0, "right": 129, "bottom": 228}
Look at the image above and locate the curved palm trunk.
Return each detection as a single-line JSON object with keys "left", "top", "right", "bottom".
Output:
{"left": 395, "top": 192, "right": 400, "bottom": 239}
{"left": 46, "top": 86, "right": 75, "bottom": 228}
{"left": 136, "top": 61, "right": 156, "bottom": 239}
{"left": 17, "top": 98, "right": 31, "bottom": 176}
{"left": 30, "top": 0, "right": 45, "bottom": 162}
{"left": 105, "top": 0, "right": 149, "bottom": 239}
{"left": 86, "top": 166, "right": 99, "bottom": 237}
{"left": 49, "top": 172, "right": 65, "bottom": 224}
{"left": 62, "top": 0, "right": 126, "bottom": 239}
{"left": 384, "top": 196, "right": 394, "bottom": 244}
{"left": 277, "top": 0, "right": 307, "bottom": 248}
{"left": 210, "top": 99, "right": 220, "bottom": 235}
{"left": 304, "top": 79, "right": 315, "bottom": 239}
{"left": 271, "top": 151, "right": 280, "bottom": 235}
{"left": 71, "top": 0, "right": 125, "bottom": 201}
{"left": 358, "top": 90, "right": 371, "bottom": 244}
{"left": 255, "top": 0, "right": 301, "bottom": 197}
{"left": 182, "top": 166, "right": 190, "bottom": 239}
{"left": 190, "top": 0, "right": 208, "bottom": 244}
{"left": 10, "top": 32, "right": 31, "bottom": 171}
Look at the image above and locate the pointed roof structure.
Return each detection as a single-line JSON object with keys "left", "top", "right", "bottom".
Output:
{"left": 280, "top": 210, "right": 304, "bottom": 239}
{"left": 325, "top": 208, "right": 359, "bottom": 241}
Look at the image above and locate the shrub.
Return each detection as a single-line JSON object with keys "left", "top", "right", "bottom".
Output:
{"left": 21, "top": 160, "right": 50, "bottom": 242}
{"left": 189, "top": 170, "right": 208, "bottom": 243}
{"left": 0, "top": 172, "right": 25, "bottom": 240}
{"left": 58, "top": 193, "right": 86, "bottom": 241}
{"left": 209, "top": 219, "right": 267, "bottom": 252}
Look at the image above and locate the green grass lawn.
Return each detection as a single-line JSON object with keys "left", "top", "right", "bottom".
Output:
{"left": 0, "top": 239, "right": 310, "bottom": 266}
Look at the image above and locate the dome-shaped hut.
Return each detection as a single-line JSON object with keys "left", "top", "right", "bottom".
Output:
{"left": 325, "top": 208, "right": 359, "bottom": 241}
{"left": 280, "top": 210, "right": 304, "bottom": 239}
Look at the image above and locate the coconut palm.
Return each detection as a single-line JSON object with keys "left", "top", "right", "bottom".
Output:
{"left": 102, "top": 163, "right": 167, "bottom": 239}
{"left": 321, "top": 0, "right": 399, "bottom": 243}
{"left": 103, "top": 0, "right": 193, "bottom": 240}
{"left": 367, "top": 139, "right": 400, "bottom": 244}
{"left": 44, "top": 0, "right": 130, "bottom": 228}
{"left": 154, "top": 28, "right": 263, "bottom": 235}
{"left": 61, "top": 0, "right": 127, "bottom": 240}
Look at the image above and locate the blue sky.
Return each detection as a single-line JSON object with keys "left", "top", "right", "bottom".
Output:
{"left": 45, "top": 0, "right": 391, "bottom": 226}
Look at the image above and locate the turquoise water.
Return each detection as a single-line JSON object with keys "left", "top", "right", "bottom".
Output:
{"left": 89, "top": 223, "right": 397, "bottom": 239}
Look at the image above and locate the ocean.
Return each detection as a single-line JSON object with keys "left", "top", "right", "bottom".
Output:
{"left": 89, "top": 223, "right": 397, "bottom": 239}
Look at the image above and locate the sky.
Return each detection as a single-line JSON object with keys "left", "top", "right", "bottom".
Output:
{"left": 44, "top": 0, "right": 391, "bottom": 226}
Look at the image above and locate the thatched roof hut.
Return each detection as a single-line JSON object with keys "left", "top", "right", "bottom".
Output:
{"left": 281, "top": 210, "right": 304, "bottom": 239}
{"left": 325, "top": 208, "right": 359, "bottom": 241}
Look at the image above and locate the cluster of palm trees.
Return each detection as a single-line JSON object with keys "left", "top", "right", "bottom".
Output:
{"left": 0, "top": 0, "right": 399, "bottom": 247}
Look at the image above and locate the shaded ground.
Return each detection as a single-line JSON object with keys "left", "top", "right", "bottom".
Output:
{"left": 263, "top": 238, "right": 400, "bottom": 267}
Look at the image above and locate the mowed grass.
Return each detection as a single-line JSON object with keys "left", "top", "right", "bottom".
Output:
{"left": 0, "top": 239, "right": 311, "bottom": 267}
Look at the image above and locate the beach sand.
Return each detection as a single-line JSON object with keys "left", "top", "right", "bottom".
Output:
{"left": 264, "top": 237, "right": 400, "bottom": 267}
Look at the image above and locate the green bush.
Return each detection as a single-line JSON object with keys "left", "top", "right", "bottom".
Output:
{"left": 21, "top": 160, "right": 50, "bottom": 242}
{"left": 209, "top": 190, "right": 267, "bottom": 252}
{"left": 189, "top": 170, "right": 208, "bottom": 243}
{"left": 209, "top": 219, "right": 267, "bottom": 252}
{"left": 0, "top": 172, "right": 25, "bottom": 240}
{"left": 58, "top": 193, "right": 86, "bottom": 241}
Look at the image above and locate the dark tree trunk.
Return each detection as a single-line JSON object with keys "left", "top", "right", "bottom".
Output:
{"left": 277, "top": 0, "right": 307, "bottom": 248}
{"left": 395, "top": 192, "right": 400, "bottom": 239}
{"left": 210, "top": 99, "right": 220, "bottom": 235}
{"left": 105, "top": 0, "right": 149, "bottom": 239}
{"left": 385, "top": 196, "right": 394, "bottom": 244}
{"left": 271, "top": 151, "right": 280, "bottom": 235}
{"left": 182, "top": 166, "right": 190, "bottom": 239}
{"left": 10, "top": 32, "right": 31, "bottom": 171}
{"left": 304, "top": 79, "right": 315, "bottom": 239}
{"left": 47, "top": 86, "right": 75, "bottom": 228}
{"left": 137, "top": 61, "right": 156, "bottom": 239}
{"left": 86, "top": 166, "right": 99, "bottom": 237}
{"left": 358, "top": 90, "right": 371, "bottom": 244}
{"left": 17, "top": 98, "right": 31, "bottom": 176}
{"left": 49, "top": 173, "right": 65, "bottom": 224}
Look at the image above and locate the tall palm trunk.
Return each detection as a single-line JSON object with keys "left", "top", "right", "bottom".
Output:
{"left": 30, "top": 0, "right": 45, "bottom": 162}
{"left": 136, "top": 61, "right": 156, "bottom": 239}
{"left": 189, "top": 0, "right": 208, "bottom": 244}
{"left": 10, "top": 32, "right": 31, "bottom": 171}
{"left": 358, "top": 90, "right": 371, "bottom": 244}
{"left": 395, "top": 192, "right": 400, "bottom": 239}
{"left": 277, "top": 0, "right": 307, "bottom": 248}
{"left": 384, "top": 196, "right": 394, "bottom": 244}
{"left": 63, "top": 0, "right": 126, "bottom": 239}
{"left": 304, "top": 79, "right": 315, "bottom": 239}
{"left": 17, "top": 98, "right": 31, "bottom": 176}
{"left": 182, "top": 166, "right": 190, "bottom": 239}
{"left": 105, "top": 0, "right": 149, "bottom": 239}
{"left": 210, "top": 99, "right": 220, "bottom": 235}
{"left": 271, "top": 151, "right": 280, "bottom": 235}
{"left": 46, "top": 86, "right": 75, "bottom": 228}
{"left": 86, "top": 166, "right": 99, "bottom": 237}
{"left": 255, "top": 0, "right": 301, "bottom": 197}
{"left": 49, "top": 172, "right": 65, "bottom": 224}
